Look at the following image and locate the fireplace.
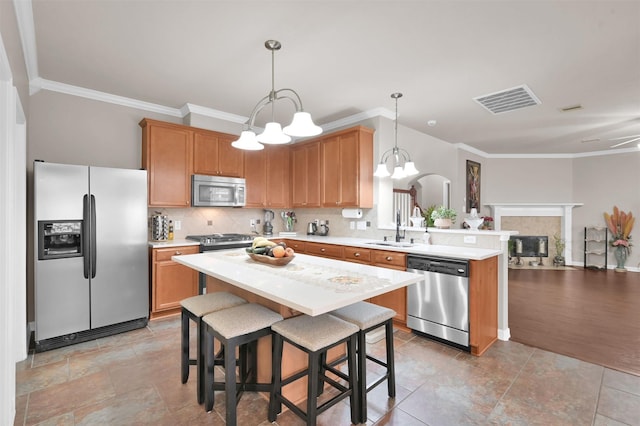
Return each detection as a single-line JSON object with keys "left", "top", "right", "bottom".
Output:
{"left": 486, "top": 203, "right": 583, "bottom": 264}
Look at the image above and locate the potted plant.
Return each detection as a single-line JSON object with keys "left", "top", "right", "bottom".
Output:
{"left": 430, "top": 206, "right": 457, "bottom": 229}
{"left": 422, "top": 205, "right": 436, "bottom": 228}
{"left": 553, "top": 234, "right": 566, "bottom": 266}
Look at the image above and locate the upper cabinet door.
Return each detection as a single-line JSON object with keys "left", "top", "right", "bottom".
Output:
{"left": 193, "top": 130, "right": 244, "bottom": 177}
{"left": 320, "top": 126, "right": 374, "bottom": 208}
{"left": 141, "top": 119, "right": 193, "bottom": 207}
{"left": 244, "top": 145, "right": 290, "bottom": 208}
{"left": 291, "top": 141, "right": 321, "bottom": 208}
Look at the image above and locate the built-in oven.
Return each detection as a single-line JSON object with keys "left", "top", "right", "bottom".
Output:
{"left": 192, "top": 175, "right": 246, "bottom": 207}
{"left": 406, "top": 254, "right": 470, "bottom": 350}
{"left": 185, "top": 233, "right": 255, "bottom": 293}
{"left": 37, "top": 220, "right": 83, "bottom": 260}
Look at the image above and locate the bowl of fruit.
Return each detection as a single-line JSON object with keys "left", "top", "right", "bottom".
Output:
{"left": 246, "top": 237, "right": 295, "bottom": 266}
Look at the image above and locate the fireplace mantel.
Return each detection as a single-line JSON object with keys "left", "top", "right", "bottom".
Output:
{"left": 485, "top": 202, "right": 583, "bottom": 262}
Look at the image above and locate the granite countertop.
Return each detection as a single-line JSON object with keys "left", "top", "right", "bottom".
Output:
{"left": 172, "top": 249, "right": 423, "bottom": 316}
{"left": 280, "top": 235, "right": 501, "bottom": 261}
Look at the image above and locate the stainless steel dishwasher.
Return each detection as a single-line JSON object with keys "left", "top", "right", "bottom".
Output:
{"left": 406, "top": 254, "right": 470, "bottom": 349}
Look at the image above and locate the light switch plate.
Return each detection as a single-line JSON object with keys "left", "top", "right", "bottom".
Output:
{"left": 357, "top": 221, "right": 367, "bottom": 230}
{"left": 464, "top": 235, "right": 477, "bottom": 244}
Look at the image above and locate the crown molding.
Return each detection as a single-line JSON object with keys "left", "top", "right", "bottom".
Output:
{"left": 455, "top": 141, "right": 639, "bottom": 159}
{"left": 321, "top": 107, "right": 394, "bottom": 132}
{"left": 30, "top": 78, "right": 183, "bottom": 117}
{"left": 13, "top": 0, "right": 38, "bottom": 84}
{"left": 181, "top": 103, "right": 248, "bottom": 124}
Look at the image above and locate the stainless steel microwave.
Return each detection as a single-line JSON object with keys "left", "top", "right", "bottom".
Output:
{"left": 192, "top": 175, "right": 246, "bottom": 207}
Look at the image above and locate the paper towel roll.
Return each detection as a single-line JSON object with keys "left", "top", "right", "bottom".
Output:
{"left": 341, "top": 208, "right": 363, "bottom": 219}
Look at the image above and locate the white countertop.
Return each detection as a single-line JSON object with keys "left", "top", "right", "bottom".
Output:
{"left": 148, "top": 239, "right": 200, "bottom": 249}
{"left": 284, "top": 236, "right": 501, "bottom": 260}
{"left": 172, "top": 249, "right": 423, "bottom": 316}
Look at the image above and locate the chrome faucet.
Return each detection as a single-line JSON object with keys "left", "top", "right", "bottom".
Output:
{"left": 395, "top": 209, "right": 405, "bottom": 242}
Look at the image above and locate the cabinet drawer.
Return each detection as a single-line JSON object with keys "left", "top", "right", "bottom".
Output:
{"left": 154, "top": 245, "right": 199, "bottom": 262}
{"left": 371, "top": 250, "right": 406, "bottom": 269}
{"left": 343, "top": 246, "right": 371, "bottom": 263}
{"left": 305, "top": 242, "right": 343, "bottom": 259}
{"left": 286, "top": 240, "right": 306, "bottom": 253}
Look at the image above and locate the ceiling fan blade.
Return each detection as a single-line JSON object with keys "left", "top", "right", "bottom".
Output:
{"left": 610, "top": 136, "right": 640, "bottom": 148}
{"left": 609, "top": 134, "right": 640, "bottom": 141}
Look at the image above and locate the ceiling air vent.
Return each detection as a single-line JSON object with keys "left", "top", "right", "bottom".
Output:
{"left": 473, "top": 84, "right": 541, "bottom": 114}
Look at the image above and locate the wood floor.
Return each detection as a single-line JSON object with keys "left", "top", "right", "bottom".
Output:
{"left": 508, "top": 268, "right": 640, "bottom": 376}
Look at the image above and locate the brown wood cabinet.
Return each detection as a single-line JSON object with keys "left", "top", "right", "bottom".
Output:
{"left": 320, "top": 126, "right": 374, "bottom": 208}
{"left": 369, "top": 250, "right": 407, "bottom": 326}
{"left": 469, "top": 256, "right": 498, "bottom": 356}
{"left": 141, "top": 119, "right": 193, "bottom": 207}
{"left": 141, "top": 118, "right": 244, "bottom": 207}
{"left": 244, "top": 145, "right": 290, "bottom": 208}
{"left": 291, "top": 141, "right": 321, "bottom": 208}
{"left": 193, "top": 130, "right": 244, "bottom": 177}
{"left": 150, "top": 245, "right": 200, "bottom": 318}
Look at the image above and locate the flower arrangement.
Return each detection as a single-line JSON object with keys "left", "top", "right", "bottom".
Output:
{"left": 482, "top": 216, "right": 494, "bottom": 230}
{"left": 431, "top": 206, "right": 457, "bottom": 223}
{"left": 604, "top": 206, "right": 634, "bottom": 254}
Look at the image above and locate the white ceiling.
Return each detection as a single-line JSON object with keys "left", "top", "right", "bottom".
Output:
{"left": 21, "top": 0, "right": 640, "bottom": 155}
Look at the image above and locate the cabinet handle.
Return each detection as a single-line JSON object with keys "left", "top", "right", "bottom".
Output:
{"left": 354, "top": 252, "right": 361, "bottom": 257}
{"left": 321, "top": 248, "right": 326, "bottom": 252}
{"left": 385, "top": 256, "right": 393, "bottom": 261}
{"left": 175, "top": 251, "right": 182, "bottom": 255}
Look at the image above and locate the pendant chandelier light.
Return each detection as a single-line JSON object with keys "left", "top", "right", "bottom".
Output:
{"left": 232, "top": 40, "right": 323, "bottom": 151}
{"left": 374, "top": 92, "right": 419, "bottom": 179}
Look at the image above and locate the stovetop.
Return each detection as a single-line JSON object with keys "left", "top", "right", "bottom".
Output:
{"left": 186, "top": 233, "right": 255, "bottom": 247}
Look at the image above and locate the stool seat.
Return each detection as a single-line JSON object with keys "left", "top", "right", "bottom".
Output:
{"left": 330, "top": 301, "right": 397, "bottom": 424}
{"left": 180, "top": 292, "right": 247, "bottom": 405}
{"left": 271, "top": 313, "right": 359, "bottom": 351}
{"left": 203, "top": 303, "right": 283, "bottom": 426}
{"left": 331, "top": 301, "right": 396, "bottom": 330}
{"left": 203, "top": 303, "right": 284, "bottom": 338}
{"left": 269, "top": 314, "right": 360, "bottom": 425}
{"left": 181, "top": 292, "right": 247, "bottom": 316}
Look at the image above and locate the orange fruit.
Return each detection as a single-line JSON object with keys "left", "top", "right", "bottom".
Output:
{"left": 272, "top": 245, "right": 286, "bottom": 258}
{"left": 285, "top": 247, "right": 295, "bottom": 257}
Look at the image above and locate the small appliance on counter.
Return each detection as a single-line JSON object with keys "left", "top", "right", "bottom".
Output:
{"left": 306, "top": 221, "right": 317, "bottom": 235}
{"left": 263, "top": 209, "right": 274, "bottom": 236}
{"left": 317, "top": 220, "right": 329, "bottom": 236}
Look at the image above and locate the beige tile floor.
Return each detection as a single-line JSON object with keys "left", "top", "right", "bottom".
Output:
{"left": 15, "top": 316, "right": 640, "bottom": 425}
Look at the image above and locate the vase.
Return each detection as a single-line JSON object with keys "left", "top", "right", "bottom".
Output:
{"left": 434, "top": 218, "right": 452, "bottom": 229}
{"left": 614, "top": 245, "right": 628, "bottom": 272}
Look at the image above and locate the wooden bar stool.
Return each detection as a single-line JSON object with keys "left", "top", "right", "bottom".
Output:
{"left": 330, "top": 301, "right": 396, "bottom": 423}
{"left": 180, "top": 292, "right": 247, "bottom": 404}
{"left": 268, "top": 314, "right": 360, "bottom": 425}
{"left": 202, "top": 303, "right": 283, "bottom": 426}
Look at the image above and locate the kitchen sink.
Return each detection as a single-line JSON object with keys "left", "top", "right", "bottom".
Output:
{"left": 365, "top": 241, "right": 415, "bottom": 248}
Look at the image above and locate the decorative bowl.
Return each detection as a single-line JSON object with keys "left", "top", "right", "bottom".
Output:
{"left": 248, "top": 253, "right": 295, "bottom": 266}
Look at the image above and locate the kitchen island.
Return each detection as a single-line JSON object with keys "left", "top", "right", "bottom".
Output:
{"left": 172, "top": 248, "right": 424, "bottom": 406}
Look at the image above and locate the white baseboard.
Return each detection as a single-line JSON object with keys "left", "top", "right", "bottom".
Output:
{"left": 498, "top": 328, "right": 510, "bottom": 341}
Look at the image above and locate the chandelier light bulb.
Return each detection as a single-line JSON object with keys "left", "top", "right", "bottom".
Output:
{"left": 257, "top": 122, "right": 292, "bottom": 144}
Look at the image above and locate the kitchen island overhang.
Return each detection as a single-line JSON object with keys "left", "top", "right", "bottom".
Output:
{"left": 172, "top": 248, "right": 424, "bottom": 316}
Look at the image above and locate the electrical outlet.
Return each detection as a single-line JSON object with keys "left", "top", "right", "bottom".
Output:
{"left": 207, "top": 220, "right": 213, "bottom": 226}
{"left": 350, "top": 221, "right": 355, "bottom": 230}
{"left": 464, "top": 235, "right": 477, "bottom": 244}
{"left": 174, "top": 220, "right": 181, "bottom": 230}
{"left": 357, "top": 221, "right": 367, "bottom": 230}
{"left": 256, "top": 219, "right": 260, "bottom": 224}
{"left": 250, "top": 219, "right": 256, "bottom": 227}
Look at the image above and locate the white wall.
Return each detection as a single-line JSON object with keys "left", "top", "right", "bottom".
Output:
{"left": 0, "top": 24, "right": 27, "bottom": 426}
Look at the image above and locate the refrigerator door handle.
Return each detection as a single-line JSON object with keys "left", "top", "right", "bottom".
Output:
{"left": 83, "top": 194, "right": 90, "bottom": 279}
{"left": 91, "top": 194, "right": 97, "bottom": 279}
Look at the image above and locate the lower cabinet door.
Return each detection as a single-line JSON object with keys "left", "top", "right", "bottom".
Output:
{"left": 151, "top": 246, "right": 199, "bottom": 317}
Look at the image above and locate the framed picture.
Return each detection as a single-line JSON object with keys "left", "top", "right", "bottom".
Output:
{"left": 466, "top": 160, "right": 481, "bottom": 212}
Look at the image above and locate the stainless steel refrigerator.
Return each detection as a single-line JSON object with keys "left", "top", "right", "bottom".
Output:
{"left": 34, "top": 161, "right": 149, "bottom": 351}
